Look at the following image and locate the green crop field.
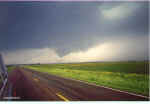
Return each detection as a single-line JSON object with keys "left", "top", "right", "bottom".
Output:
{"left": 7, "top": 66, "right": 16, "bottom": 73}
{"left": 23, "top": 62, "right": 149, "bottom": 96}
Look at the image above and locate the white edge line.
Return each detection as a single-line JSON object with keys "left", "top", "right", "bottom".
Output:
{"left": 52, "top": 74, "right": 150, "bottom": 99}
{"left": 26, "top": 68, "right": 150, "bottom": 99}
{"left": 0, "top": 78, "right": 8, "bottom": 97}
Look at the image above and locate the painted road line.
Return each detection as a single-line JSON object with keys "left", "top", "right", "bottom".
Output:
{"left": 56, "top": 93, "right": 69, "bottom": 101}
{"left": 34, "top": 78, "right": 39, "bottom": 82}
{"left": 50, "top": 74, "right": 149, "bottom": 99}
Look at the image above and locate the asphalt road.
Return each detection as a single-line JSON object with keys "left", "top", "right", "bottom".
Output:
{"left": 3, "top": 68, "right": 149, "bottom": 101}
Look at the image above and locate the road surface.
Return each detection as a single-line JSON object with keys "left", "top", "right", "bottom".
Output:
{"left": 1, "top": 68, "right": 149, "bottom": 101}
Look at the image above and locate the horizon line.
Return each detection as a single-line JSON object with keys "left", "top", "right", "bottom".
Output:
{"left": 6, "top": 60, "right": 149, "bottom": 65}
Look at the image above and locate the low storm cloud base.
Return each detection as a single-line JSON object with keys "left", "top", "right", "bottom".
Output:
{"left": 3, "top": 35, "right": 148, "bottom": 64}
{"left": 0, "top": 2, "right": 149, "bottom": 64}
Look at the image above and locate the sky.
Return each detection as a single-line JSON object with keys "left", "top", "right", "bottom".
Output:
{"left": 0, "top": 1, "right": 149, "bottom": 64}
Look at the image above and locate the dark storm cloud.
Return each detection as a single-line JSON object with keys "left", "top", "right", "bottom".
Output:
{"left": 0, "top": 2, "right": 149, "bottom": 64}
{"left": 0, "top": 2, "right": 101, "bottom": 55}
{"left": 116, "top": 2, "right": 148, "bottom": 35}
{"left": 98, "top": 2, "right": 149, "bottom": 35}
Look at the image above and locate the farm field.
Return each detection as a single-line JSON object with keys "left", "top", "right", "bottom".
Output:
{"left": 7, "top": 66, "right": 16, "bottom": 73}
{"left": 23, "top": 62, "right": 149, "bottom": 96}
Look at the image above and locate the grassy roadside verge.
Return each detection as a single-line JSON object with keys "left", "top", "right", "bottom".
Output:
{"left": 23, "top": 62, "right": 149, "bottom": 96}
{"left": 7, "top": 66, "right": 16, "bottom": 73}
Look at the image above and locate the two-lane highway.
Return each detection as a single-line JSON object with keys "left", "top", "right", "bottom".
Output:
{"left": 3, "top": 68, "right": 149, "bottom": 101}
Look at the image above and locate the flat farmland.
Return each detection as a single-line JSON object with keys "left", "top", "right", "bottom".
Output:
{"left": 23, "top": 62, "right": 149, "bottom": 96}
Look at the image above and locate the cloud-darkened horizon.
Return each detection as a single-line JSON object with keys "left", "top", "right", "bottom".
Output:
{"left": 0, "top": 2, "right": 149, "bottom": 64}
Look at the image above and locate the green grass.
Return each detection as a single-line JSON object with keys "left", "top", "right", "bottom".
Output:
{"left": 23, "top": 62, "right": 149, "bottom": 96}
{"left": 7, "top": 66, "right": 16, "bottom": 73}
